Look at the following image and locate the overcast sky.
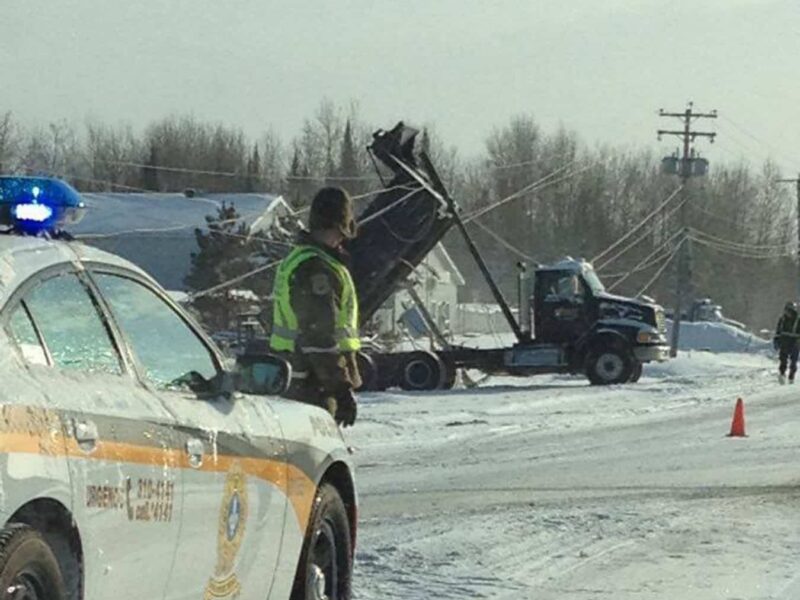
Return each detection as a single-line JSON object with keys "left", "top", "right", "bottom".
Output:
{"left": 2, "top": 0, "right": 799, "bottom": 172}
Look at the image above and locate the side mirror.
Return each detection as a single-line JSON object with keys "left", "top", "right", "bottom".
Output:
{"left": 235, "top": 351, "right": 292, "bottom": 396}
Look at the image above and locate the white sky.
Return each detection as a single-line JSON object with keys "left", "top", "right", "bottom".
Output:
{"left": 2, "top": 0, "right": 800, "bottom": 172}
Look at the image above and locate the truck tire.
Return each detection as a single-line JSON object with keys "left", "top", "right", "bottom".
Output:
{"left": 440, "top": 359, "right": 457, "bottom": 390}
{"left": 0, "top": 524, "right": 67, "bottom": 600}
{"left": 355, "top": 352, "right": 379, "bottom": 392}
{"left": 291, "top": 483, "right": 352, "bottom": 600}
{"left": 399, "top": 351, "right": 445, "bottom": 391}
{"left": 628, "top": 361, "right": 643, "bottom": 383}
{"left": 586, "top": 347, "right": 633, "bottom": 385}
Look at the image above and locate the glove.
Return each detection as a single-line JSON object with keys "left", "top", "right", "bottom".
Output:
{"left": 335, "top": 389, "right": 358, "bottom": 427}
{"left": 773, "top": 336, "right": 780, "bottom": 351}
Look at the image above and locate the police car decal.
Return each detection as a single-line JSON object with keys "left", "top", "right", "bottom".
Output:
{"left": 205, "top": 462, "right": 249, "bottom": 599}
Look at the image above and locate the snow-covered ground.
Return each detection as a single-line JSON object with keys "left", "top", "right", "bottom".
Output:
{"left": 348, "top": 350, "right": 800, "bottom": 599}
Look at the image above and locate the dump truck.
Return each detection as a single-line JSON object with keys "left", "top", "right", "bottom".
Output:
{"left": 345, "top": 122, "right": 670, "bottom": 391}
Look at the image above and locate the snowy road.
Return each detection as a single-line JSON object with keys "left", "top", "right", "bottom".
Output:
{"left": 348, "top": 352, "right": 800, "bottom": 599}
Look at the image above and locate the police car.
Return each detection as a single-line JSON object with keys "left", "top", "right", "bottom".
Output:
{"left": 0, "top": 177, "right": 355, "bottom": 600}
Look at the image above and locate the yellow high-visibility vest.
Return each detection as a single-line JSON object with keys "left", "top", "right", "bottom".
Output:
{"left": 270, "top": 245, "right": 360, "bottom": 353}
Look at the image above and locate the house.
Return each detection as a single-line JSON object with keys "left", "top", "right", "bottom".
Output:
{"left": 73, "top": 192, "right": 295, "bottom": 291}
{"left": 371, "top": 242, "right": 466, "bottom": 338}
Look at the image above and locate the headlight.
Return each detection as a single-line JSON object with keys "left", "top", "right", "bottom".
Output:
{"left": 637, "top": 330, "right": 662, "bottom": 344}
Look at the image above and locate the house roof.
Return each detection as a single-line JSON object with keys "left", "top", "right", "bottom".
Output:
{"left": 73, "top": 192, "right": 292, "bottom": 236}
{"left": 428, "top": 242, "right": 466, "bottom": 287}
{"left": 71, "top": 192, "right": 293, "bottom": 291}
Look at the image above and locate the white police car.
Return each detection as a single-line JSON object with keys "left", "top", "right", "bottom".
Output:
{"left": 0, "top": 177, "right": 355, "bottom": 600}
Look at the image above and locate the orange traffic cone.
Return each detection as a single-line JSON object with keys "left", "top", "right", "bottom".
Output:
{"left": 728, "top": 398, "right": 746, "bottom": 437}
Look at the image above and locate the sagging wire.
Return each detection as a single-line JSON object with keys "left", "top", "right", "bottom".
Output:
{"left": 470, "top": 219, "right": 536, "bottom": 262}
{"left": 187, "top": 259, "right": 283, "bottom": 301}
{"left": 636, "top": 237, "right": 686, "bottom": 297}
{"left": 463, "top": 161, "right": 580, "bottom": 223}
{"left": 592, "top": 185, "right": 684, "bottom": 267}
{"left": 688, "top": 227, "right": 794, "bottom": 251}
{"left": 357, "top": 187, "right": 425, "bottom": 227}
{"left": 688, "top": 232, "right": 794, "bottom": 259}
{"left": 596, "top": 193, "right": 689, "bottom": 272}
{"left": 605, "top": 228, "right": 687, "bottom": 291}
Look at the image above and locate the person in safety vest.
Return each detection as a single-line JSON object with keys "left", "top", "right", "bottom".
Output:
{"left": 774, "top": 301, "right": 800, "bottom": 384}
{"left": 270, "top": 187, "right": 361, "bottom": 426}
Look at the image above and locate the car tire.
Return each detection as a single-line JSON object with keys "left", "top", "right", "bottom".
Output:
{"left": 355, "top": 352, "right": 379, "bottom": 392}
{"left": 291, "top": 483, "right": 353, "bottom": 600}
{"left": 628, "top": 361, "right": 643, "bottom": 383}
{"left": 0, "top": 524, "right": 67, "bottom": 600}
{"left": 399, "top": 351, "right": 445, "bottom": 391}
{"left": 586, "top": 346, "right": 633, "bottom": 385}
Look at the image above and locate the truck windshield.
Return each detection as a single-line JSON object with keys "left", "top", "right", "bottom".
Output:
{"left": 582, "top": 268, "right": 606, "bottom": 294}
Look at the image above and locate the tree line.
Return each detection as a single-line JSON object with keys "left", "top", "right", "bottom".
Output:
{"left": 0, "top": 101, "right": 793, "bottom": 332}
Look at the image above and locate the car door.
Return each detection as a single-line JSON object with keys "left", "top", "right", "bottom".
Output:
{"left": 5, "top": 267, "right": 181, "bottom": 600}
{"left": 536, "top": 271, "right": 589, "bottom": 343}
{"left": 90, "top": 269, "right": 288, "bottom": 600}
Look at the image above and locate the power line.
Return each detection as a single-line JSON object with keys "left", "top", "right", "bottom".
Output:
{"left": 464, "top": 160, "right": 593, "bottom": 224}
{"left": 688, "top": 232, "right": 793, "bottom": 259}
{"left": 356, "top": 187, "right": 425, "bottom": 227}
{"left": 689, "top": 227, "right": 793, "bottom": 251}
{"left": 636, "top": 238, "right": 685, "bottom": 297}
{"left": 470, "top": 219, "right": 536, "bottom": 262}
{"left": 605, "top": 228, "right": 686, "bottom": 291}
{"left": 187, "top": 259, "right": 283, "bottom": 300}
{"left": 593, "top": 186, "right": 684, "bottom": 268}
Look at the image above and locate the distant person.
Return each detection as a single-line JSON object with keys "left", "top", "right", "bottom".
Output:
{"left": 773, "top": 301, "right": 800, "bottom": 384}
{"left": 270, "top": 187, "right": 361, "bottom": 426}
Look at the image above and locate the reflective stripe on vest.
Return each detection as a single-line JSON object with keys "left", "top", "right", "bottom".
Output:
{"left": 270, "top": 245, "right": 361, "bottom": 353}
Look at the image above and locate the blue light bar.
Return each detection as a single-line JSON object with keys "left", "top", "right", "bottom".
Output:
{"left": 0, "top": 176, "right": 86, "bottom": 234}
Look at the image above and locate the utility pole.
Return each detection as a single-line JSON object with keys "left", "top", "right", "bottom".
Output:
{"left": 777, "top": 174, "right": 800, "bottom": 299}
{"left": 657, "top": 101, "right": 717, "bottom": 357}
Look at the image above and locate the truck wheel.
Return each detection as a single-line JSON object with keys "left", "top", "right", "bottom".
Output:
{"left": 436, "top": 354, "right": 457, "bottom": 390}
{"left": 440, "top": 360, "right": 457, "bottom": 390}
{"left": 399, "top": 351, "right": 444, "bottom": 391}
{"left": 586, "top": 347, "right": 633, "bottom": 385}
{"left": 355, "top": 352, "right": 379, "bottom": 392}
{"left": 628, "top": 361, "right": 643, "bottom": 383}
{"left": 0, "top": 524, "right": 67, "bottom": 600}
{"left": 291, "top": 483, "right": 352, "bottom": 600}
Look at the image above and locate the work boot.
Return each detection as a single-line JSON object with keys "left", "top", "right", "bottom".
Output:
{"left": 790, "top": 376, "right": 796, "bottom": 384}
{"left": 779, "top": 373, "right": 786, "bottom": 384}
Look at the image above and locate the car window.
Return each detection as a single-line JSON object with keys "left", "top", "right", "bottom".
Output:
{"left": 24, "top": 273, "right": 122, "bottom": 374}
{"left": 7, "top": 305, "right": 48, "bottom": 366}
{"left": 93, "top": 273, "right": 218, "bottom": 391}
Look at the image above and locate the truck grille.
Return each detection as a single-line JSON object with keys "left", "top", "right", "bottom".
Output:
{"left": 655, "top": 309, "right": 666, "bottom": 333}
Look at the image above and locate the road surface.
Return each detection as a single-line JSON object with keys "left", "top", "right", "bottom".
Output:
{"left": 349, "top": 352, "right": 800, "bottom": 599}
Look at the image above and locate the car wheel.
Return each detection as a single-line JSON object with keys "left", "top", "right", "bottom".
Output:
{"left": 0, "top": 524, "right": 67, "bottom": 600}
{"left": 587, "top": 346, "right": 633, "bottom": 385}
{"left": 399, "top": 351, "right": 444, "bottom": 391}
{"left": 292, "top": 483, "right": 352, "bottom": 600}
{"left": 355, "top": 352, "right": 379, "bottom": 392}
{"left": 628, "top": 361, "right": 643, "bottom": 383}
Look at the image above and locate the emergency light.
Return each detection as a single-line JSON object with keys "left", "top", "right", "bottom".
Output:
{"left": 0, "top": 177, "right": 86, "bottom": 235}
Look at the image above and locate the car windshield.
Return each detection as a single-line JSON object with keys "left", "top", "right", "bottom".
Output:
{"left": 4, "top": 3, "right": 796, "bottom": 599}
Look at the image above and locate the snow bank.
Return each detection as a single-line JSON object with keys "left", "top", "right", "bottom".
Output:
{"left": 666, "top": 319, "right": 769, "bottom": 354}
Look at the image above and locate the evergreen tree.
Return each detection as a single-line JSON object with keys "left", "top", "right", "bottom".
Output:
{"left": 244, "top": 143, "right": 261, "bottom": 192}
{"left": 287, "top": 145, "right": 304, "bottom": 206}
{"left": 141, "top": 142, "right": 159, "bottom": 191}
{"left": 338, "top": 119, "right": 361, "bottom": 194}
{"left": 185, "top": 203, "right": 257, "bottom": 331}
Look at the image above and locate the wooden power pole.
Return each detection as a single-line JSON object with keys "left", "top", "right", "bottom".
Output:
{"left": 657, "top": 102, "right": 717, "bottom": 357}
{"left": 778, "top": 174, "right": 800, "bottom": 298}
